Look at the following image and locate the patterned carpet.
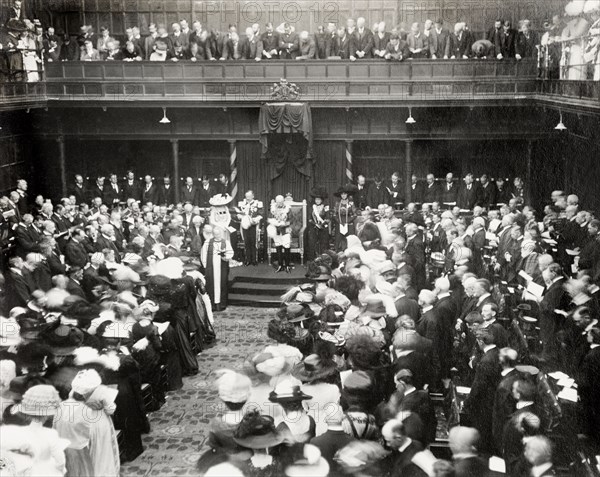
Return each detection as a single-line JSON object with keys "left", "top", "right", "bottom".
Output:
{"left": 120, "top": 306, "right": 274, "bottom": 477}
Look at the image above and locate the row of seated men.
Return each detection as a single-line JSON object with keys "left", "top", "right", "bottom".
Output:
{"left": 13, "top": 13, "right": 544, "bottom": 63}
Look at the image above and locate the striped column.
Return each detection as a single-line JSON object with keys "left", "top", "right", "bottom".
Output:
{"left": 345, "top": 140, "right": 353, "bottom": 183}
{"left": 229, "top": 140, "right": 238, "bottom": 199}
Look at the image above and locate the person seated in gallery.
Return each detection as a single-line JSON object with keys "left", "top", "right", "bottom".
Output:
{"left": 384, "top": 34, "right": 410, "bottom": 61}
{"left": 122, "top": 40, "right": 142, "bottom": 61}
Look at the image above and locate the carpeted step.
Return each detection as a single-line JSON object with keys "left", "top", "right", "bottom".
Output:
{"left": 229, "top": 294, "right": 282, "bottom": 307}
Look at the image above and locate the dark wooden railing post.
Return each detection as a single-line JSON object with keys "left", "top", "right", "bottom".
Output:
{"left": 405, "top": 139, "right": 413, "bottom": 203}
{"left": 171, "top": 139, "right": 180, "bottom": 200}
{"left": 57, "top": 135, "right": 67, "bottom": 198}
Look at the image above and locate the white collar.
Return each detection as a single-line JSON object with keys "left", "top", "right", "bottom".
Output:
{"left": 516, "top": 400, "right": 534, "bottom": 409}
{"left": 501, "top": 367, "right": 515, "bottom": 376}
{"left": 477, "top": 293, "right": 491, "bottom": 304}
{"left": 453, "top": 452, "right": 479, "bottom": 460}
{"left": 404, "top": 386, "right": 416, "bottom": 396}
{"left": 398, "top": 438, "right": 412, "bottom": 453}
{"left": 421, "top": 305, "right": 433, "bottom": 313}
{"left": 531, "top": 463, "right": 553, "bottom": 477}
{"left": 591, "top": 343, "right": 600, "bottom": 349}
{"left": 483, "top": 344, "right": 497, "bottom": 353}
{"left": 437, "top": 292, "right": 451, "bottom": 300}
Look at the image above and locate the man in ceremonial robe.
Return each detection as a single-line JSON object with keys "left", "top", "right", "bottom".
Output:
{"left": 201, "top": 226, "right": 233, "bottom": 312}
{"left": 237, "top": 190, "right": 263, "bottom": 266}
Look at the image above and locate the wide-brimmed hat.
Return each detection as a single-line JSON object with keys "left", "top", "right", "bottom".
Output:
{"left": 0, "top": 317, "right": 22, "bottom": 347}
{"left": 6, "top": 19, "right": 28, "bottom": 32}
{"left": 233, "top": 411, "right": 285, "bottom": 449}
{"left": 42, "top": 324, "right": 84, "bottom": 355}
{"left": 361, "top": 296, "right": 387, "bottom": 318}
{"left": 277, "top": 303, "right": 315, "bottom": 323}
{"left": 334, "top": 184, "right": 358, "bottom": 197}
{"left": 291, "top": 353, "right": 338, "bottom": 383}
{"left": 378, "top": 260, "right": 397, "bottom": 277}
{"left": 155, "top": 257, "right": 184, "bottom": 280}
{"left": 147, "top": 274, "right": 172, "bottom": 297}
{"left": 209, "top": 193, "right": 233, "bottom": 207}
{"left": 310, "top": 187, "right": 329, "bottom": 200}
{"left": 342, "top": 370, "right": 373, "bottom": 399}
{"left": 268, "top": 381, "right": 312, "bottom": 403}
{"left": 285, "top": 445, "right": 330, "bottom": 477}
{"left": 215, "top": 369, "right": 252, "bottom": 404}
{"left": 13, "top": 384, "right": 61, "bottom": 416}
{"left": 71, "top": 369, "right": 102, "bottom": 396}
{"left": 308, "top": 265, "right": 332, "bottom": 282}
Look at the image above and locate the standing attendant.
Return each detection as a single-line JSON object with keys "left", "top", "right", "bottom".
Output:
{"left": 267, "top": 195, "right": 292, "bottom": 273}
{"left": 237, "top": 190, "right": 263, "bottom": 266}
{"left": 308, "top": 187, "right": 330, "bottom": 259}
{"left": 201, "top": 226, "right": 233, "bottom": 311}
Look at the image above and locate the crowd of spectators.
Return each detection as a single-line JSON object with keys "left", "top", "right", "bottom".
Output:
{"left": 1, "top": 0, "right": 599, "bottom": 81}
{"left": 0, "top": 166, "right": 599, "bottom": 475}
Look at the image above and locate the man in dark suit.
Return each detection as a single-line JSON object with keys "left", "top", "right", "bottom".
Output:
{"left": 433, "top": 277, "right": 457, "bottom": 381}
{"left": 14, "top": 214, "right": 41, "bottom": 257}
{"left": 14, "top": 179, "right": 28, "bottom": 216}
{"left": 492, "top": 347, "right": 522, "bottom": 452}
{"left": 381, "top": 418, "right": 429, "bottom": 477}
{"left": 6, "top": 256, "right": 36, "bottom": 308}
{"left": 367, "top": 176, "right": 389, "bottom": 208}
{"left": 158, "top": 176, "right": 176, "bottom": 206}
{"left": 186, "top": 215, "right": 204, "bottom": 257}
{"left": 103, "top": 173, "right": 122, "bottom": 206}
{"left": 539, "top": 263, "right": 568, "bottom": 361}
{"left": 259, "top": 22, "right": 280, "bottom": 59}
{"left": 64, "top": 228, "right": 89, "bottom": 269}
{"left": 579, "top": 327, "right": 600, "bottom": 445}
{"left": 387, "top": 171, "right": 404, "bottom": 206}
{"left": 429, "top": 19, "right": 450, "bottom": 59}
{"left": 88, "top": 176, "right": 107, "bottom": 204}
{"left": 180, "top": 176, "right": 198, "bottom": 205}
{"left": 494, "top": 177, "right": 511, "bottom": 205}
{"left": 66, "top": 267, "right": 87, "bottom": 300}
{"left": 309, "top": 408, "right": 355, "bottom": 475}
{"left": 410, "top": 175, "right": 425, "bottom": 204}
{"left": 240, "top": 26, "right": 262, "bottom": 60}
{"left": 416, "top": 290, "right": 443, "bottom": 388}
{"left": 448, "top": 426, "right": 490, "bottom": 477}
{"left": 406, "top": 223, "right": 426, "bottom": 289}
{"left": 457, "top": 173, "right": 482, "bottom": 210}
{"left": 499, "top": 20, "right": 517, "bottom": 59}
{"left": 217, "top": 173, "right": 230, "bottom": 195}
{"left": 350, "top": 17, "right": 373, "bottom": 59}
{"left": 141, "top": 175, "right": 159, "bottom": 205}
{"left": 463, "top": 329, "right": 501, "bottom": 454}
{"left": 354, "top": 174, "right": 369, "bottom": 210}
{"left": 123, "top": 170, "right": 141, "bottom": 202}
{"left": 94, "top": 224, "right": 122, "bottom": 263}
{"left": 197, "top": 176, "right": 215, "bottom": 208}
{"left": 515, "top": 20, "right": 538, "bottom": 59}
{"left": 486, "top": 19, "right": 503, "bottom": 57}
{"left": 479, "top": 174, "right": 496, "bottom": 209}
{"left": 440, "top": 172, "right": 458, "bottom": 206}
{"left": 423, "top": 174, "right": 440, "bottom": 204}
{"left": 278, "top": 23, "right": 299, "bottom": 59}
{"left": 449, "top": 22, "right": 471, "bottom": 58}
{"left": 70, "top": 174, "right": 88, "bottom": 205}
{"left": 331, "top": 26, "right": 351, "bottom": 59}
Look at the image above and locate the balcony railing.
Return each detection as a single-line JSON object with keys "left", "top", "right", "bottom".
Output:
{"left": 43, "top": 59, "right": 539, "bottom": 104}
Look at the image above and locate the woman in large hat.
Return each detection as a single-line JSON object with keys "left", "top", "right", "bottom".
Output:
{"left": 291, "top": 341, "right": 341, "bottom": 436}
{"left": 268, "top": 379, "right": 316, "bottom": 444}
{"left": 333, "top": 184, "right": 357, "bottom": 250}
{"left": 7, "top": 384, "right": 69, "bottom": 476}
{"left": 232, "top": 410, "right": 286, "bottom": 477}
{"left": 307, "top": 187, "right": 330, "bottom": 259}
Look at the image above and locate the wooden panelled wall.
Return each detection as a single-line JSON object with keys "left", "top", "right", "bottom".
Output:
{"left": 37, "top": 0, "right": 568, "bottom": 38}
{"left": 0, "top": 111, "right": 34, "bottom": 196}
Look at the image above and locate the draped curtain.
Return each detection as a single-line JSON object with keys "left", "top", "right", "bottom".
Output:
{"left": 258, "top": 103, "right": 314, "bottom": 182}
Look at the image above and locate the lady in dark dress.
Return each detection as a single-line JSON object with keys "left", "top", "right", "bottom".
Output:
{"left": 333, "top": 185, "right": 357, "bottom": 251}
{"left": 307, "top": 187, "right": 330, "bottom": 259}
